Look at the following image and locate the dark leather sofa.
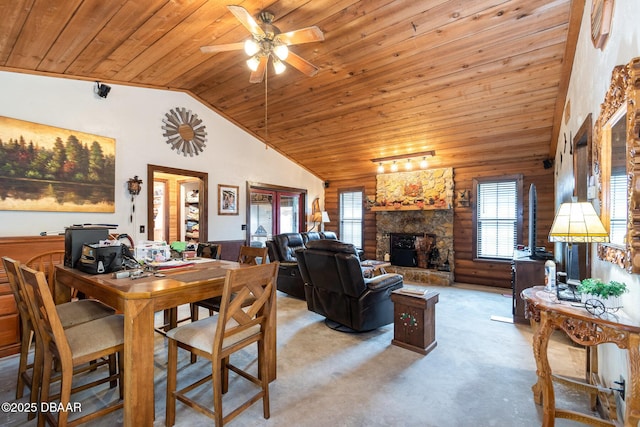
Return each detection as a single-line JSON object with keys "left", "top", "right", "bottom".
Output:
{"left": 296, "top": 239, "right": 404, "bottom": 332}
{"left": 266, "top": 231, "right": 337, "bottom": 299}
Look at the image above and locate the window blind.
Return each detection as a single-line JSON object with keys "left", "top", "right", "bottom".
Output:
{"left": 477, "top": 180, "right": 517, "bottom": 259}
{"left": 340, "top": 191, "right": 363, "bottom": 248}
{"left": 610, "top": 173, "right": 627, "bottom": 245}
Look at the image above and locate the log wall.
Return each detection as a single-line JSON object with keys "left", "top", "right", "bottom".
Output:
{"left": 324, "top": 159, "right": 554, "bottom": 289}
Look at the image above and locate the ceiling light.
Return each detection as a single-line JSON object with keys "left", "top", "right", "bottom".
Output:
{"left": 371, "top": 150, "right": 435, "bottom": 174}
{"left": 273, "top": 58, "right": 286, "bottom": 74}
{"left": 273, "top": 44, "right": 289, "bottom": 60}
{"left": 247, "top": 55, "right": 261, "bottom": 71}
{"left": 244, "top": 38, "right": 260, "bottom": 56}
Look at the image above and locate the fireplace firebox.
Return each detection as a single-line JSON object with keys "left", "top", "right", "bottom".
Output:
{"left": 390, "top": 233, "right": 437, "bottom": 268}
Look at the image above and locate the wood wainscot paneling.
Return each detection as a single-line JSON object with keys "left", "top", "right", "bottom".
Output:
{"left": 0, "top": 235, "right": 65, "bottom": 357}
{"left": 205, "top": 240, "right": 247, "bottom": 262}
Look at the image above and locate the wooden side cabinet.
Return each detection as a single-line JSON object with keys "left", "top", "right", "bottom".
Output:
{"left": 391, "top": 289, "right": 439, "bottom": 355}
{"left": 511, "top": 250, "right": 545, "bottom": 324}
{"left": 0, "top": 235, "right": 64, "bottom": 357}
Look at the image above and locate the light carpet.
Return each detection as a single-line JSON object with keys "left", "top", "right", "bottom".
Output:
{"left": 0, "top": 282, "right": 595, "bottom": 426}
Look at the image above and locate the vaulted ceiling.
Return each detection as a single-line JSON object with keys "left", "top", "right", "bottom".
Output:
{"left": 0, "top": 0, "right": 581, "bottom": 182}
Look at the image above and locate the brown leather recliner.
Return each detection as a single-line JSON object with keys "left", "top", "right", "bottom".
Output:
{"left": 296, "top": 239, "right": 403, "bottom": 332}
{"left": 266, "top": 233, "right": 307, "bottom": 299}
{"left": 266, "top": 232, "right": 339, "bottom": 299}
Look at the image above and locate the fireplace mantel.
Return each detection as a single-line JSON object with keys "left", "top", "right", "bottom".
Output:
{"left": 370, "top": 205, "right": 452, "bottom": 212}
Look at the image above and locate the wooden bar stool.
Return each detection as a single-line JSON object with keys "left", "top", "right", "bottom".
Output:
{"left": 165, "top": 262, "right": 278, "bottom": 426}
{"left": 19, "top": 265, "right": 125, "bottom": 427}
{"left": 2, "top": 257, "right": 115, "bottom": 420}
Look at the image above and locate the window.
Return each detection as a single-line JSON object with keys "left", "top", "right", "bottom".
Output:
{"left": 610, "top": 172, "right": 627, "bottom": 245}
{"left": 473, "top": 176, "right": 522, "bottom": 260}
{"left": 247, "top": 184, "right": 306, "bottom": 245}
{"left": 339, "top": 189, "right": 363, "bottom": 248}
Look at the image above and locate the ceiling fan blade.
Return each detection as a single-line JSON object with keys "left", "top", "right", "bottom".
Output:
{"left": 278, "top": 26, "right": 324, "bottom": 45}
{"left": 200, "top": 42, "right": 244, "bottom": 53}
{"left": 227, "top": 5, "right": 265, "bottom": 37}
{"left": 284, "top": 51, "right": 319, "bottom": 77}
{"left": 249, "top": 56, "right": 268, "bottom": 84}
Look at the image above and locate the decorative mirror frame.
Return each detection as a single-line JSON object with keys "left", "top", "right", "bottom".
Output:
{"left": 593, "top": 57, "right": 640, "bottom": 272}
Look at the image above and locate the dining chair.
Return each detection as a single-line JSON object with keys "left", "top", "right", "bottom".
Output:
{"left": 19, "top": 265, "right": 125, "bottom": 427}
{"left": 196, "top": 242, "right": 222, "bottom": 259}
{"left": 187, "top": 245, "right": 268, "bottom": 363}
{"left": 165, "top": 262, "right": 278, "bottom": 426}
{"left": 191, "top": 245, "right": 268, "bottom": 320}
{"left": 157, "top": 242, "right": 223, "bottom": 336}
{"left": 25, "top": 250, "right": 66, "bottom": 297}
{"left": 2, "top": 257, "right": 115, "bottom": 419}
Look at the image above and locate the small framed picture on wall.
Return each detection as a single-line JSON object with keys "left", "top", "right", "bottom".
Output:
{"left": 218, "top": 184, "right": 239, "bottom": 215}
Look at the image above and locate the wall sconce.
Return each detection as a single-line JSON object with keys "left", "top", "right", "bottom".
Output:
{"left": 95, "top": 81, "right": 111, "bottom": 98}
{"left": 371, "top": 150, "right": 435, "bottom": 173}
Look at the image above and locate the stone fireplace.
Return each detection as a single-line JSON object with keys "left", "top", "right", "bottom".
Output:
{"left": 371, "top": 168, "right": 454, "bottom": 285}
{"left": 376, "top": 210, "right": 454, "bottom": 270}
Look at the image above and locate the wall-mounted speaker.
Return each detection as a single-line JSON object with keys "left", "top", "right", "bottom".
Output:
{"left": 324, "top": 181, "right": 330, "bottom": 188}
{"left": 542, "top": 159, "right": 553, "bottom": 169}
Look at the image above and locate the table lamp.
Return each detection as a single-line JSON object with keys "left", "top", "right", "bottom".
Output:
{"left": 320, "top": 211, "right": 330, "bottom": 232}
{"left": 548, "top": 199, "right": 609, "bottom": 300}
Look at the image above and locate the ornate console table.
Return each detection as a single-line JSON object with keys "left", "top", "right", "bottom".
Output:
{"left": 521, "top": 286, "right": 640, "bottom": 426}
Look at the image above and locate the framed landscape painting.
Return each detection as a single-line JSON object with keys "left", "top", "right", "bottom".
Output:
{"left": 218, "top": 184, "right": 238, "bottom": 215}
{"left": 0, "top": 116, "right": 115, "bottom": 212}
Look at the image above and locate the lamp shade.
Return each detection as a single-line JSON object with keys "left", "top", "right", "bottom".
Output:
{"left": 321, "top": 211, "right": 330, "bottom": 223}
{"left": 548, "top": 201, "right": 609, "bottom": 243}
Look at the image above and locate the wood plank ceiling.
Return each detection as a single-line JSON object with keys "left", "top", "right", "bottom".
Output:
{"left": 0, "top": 0, "right": 577, "bottom": 182}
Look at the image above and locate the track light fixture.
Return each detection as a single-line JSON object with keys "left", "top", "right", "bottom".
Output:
{"left": 371, "top": 150, "right": 435, "bottom": 173}
{"left": 95, "top": 81, "right": 111, "bottom": 98}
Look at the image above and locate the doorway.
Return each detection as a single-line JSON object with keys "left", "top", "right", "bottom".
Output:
{"left": 146, "top": 165, "right": 208, "bottom": 243}
{"left": 246, "top": 182, "right": 306, "bottom": 246}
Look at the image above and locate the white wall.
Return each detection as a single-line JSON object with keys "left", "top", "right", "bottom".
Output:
{"left": 0, "top": 72, "right": 324, "bottom": 240}
{"left": 555, "top": 0, "right": 640, "bottom": 415}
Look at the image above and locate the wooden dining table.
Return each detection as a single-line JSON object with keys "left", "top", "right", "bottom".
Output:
{"left": 54, "top": 260, "right": 277, "bottom": 427}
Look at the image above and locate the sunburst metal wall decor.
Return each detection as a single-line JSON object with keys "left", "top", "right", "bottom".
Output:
{"left": 161, "top": 107, "right": 207, "bottom": 156}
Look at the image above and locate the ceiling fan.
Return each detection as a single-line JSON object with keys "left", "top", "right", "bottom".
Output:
{"left": 200, "top": 5, "right": 324, "bottom": 83}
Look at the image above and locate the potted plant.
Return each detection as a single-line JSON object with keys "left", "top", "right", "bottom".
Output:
{"left": 577, "top": 278, "right": 627, "bottom": 310}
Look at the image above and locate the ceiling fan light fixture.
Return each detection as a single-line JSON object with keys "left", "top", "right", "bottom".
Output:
{"left": 273, "top": 44, "right": 289, "bottom": 60}
{"left": 244, "top": 38, "right": 260, "bottom": 56}
{"left": 273, "top": 58, "right": 286, "bottom": 74}
{"left": 247, "top": 55, "right": 261, "bottom": 71}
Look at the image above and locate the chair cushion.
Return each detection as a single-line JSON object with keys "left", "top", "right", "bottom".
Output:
{"left": 65, "top": 314, "right": 124, "bottom": 362}
{"left": 320, "top": 231, "right": 338, "bottom": 240}
{"left": 305, "top": 239, "right": 358, "bottom": 255}
{"left": 301, "top": 232, "right": 321, "bottom": 244}
{"left": 166, "top": 315, "right": 260, "bottom": 355}
{"left": 273, "top": 233, "right": 305, "bottom": 262}
{"left": 56, "top": 299, "right": 116, "bottom": 328}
